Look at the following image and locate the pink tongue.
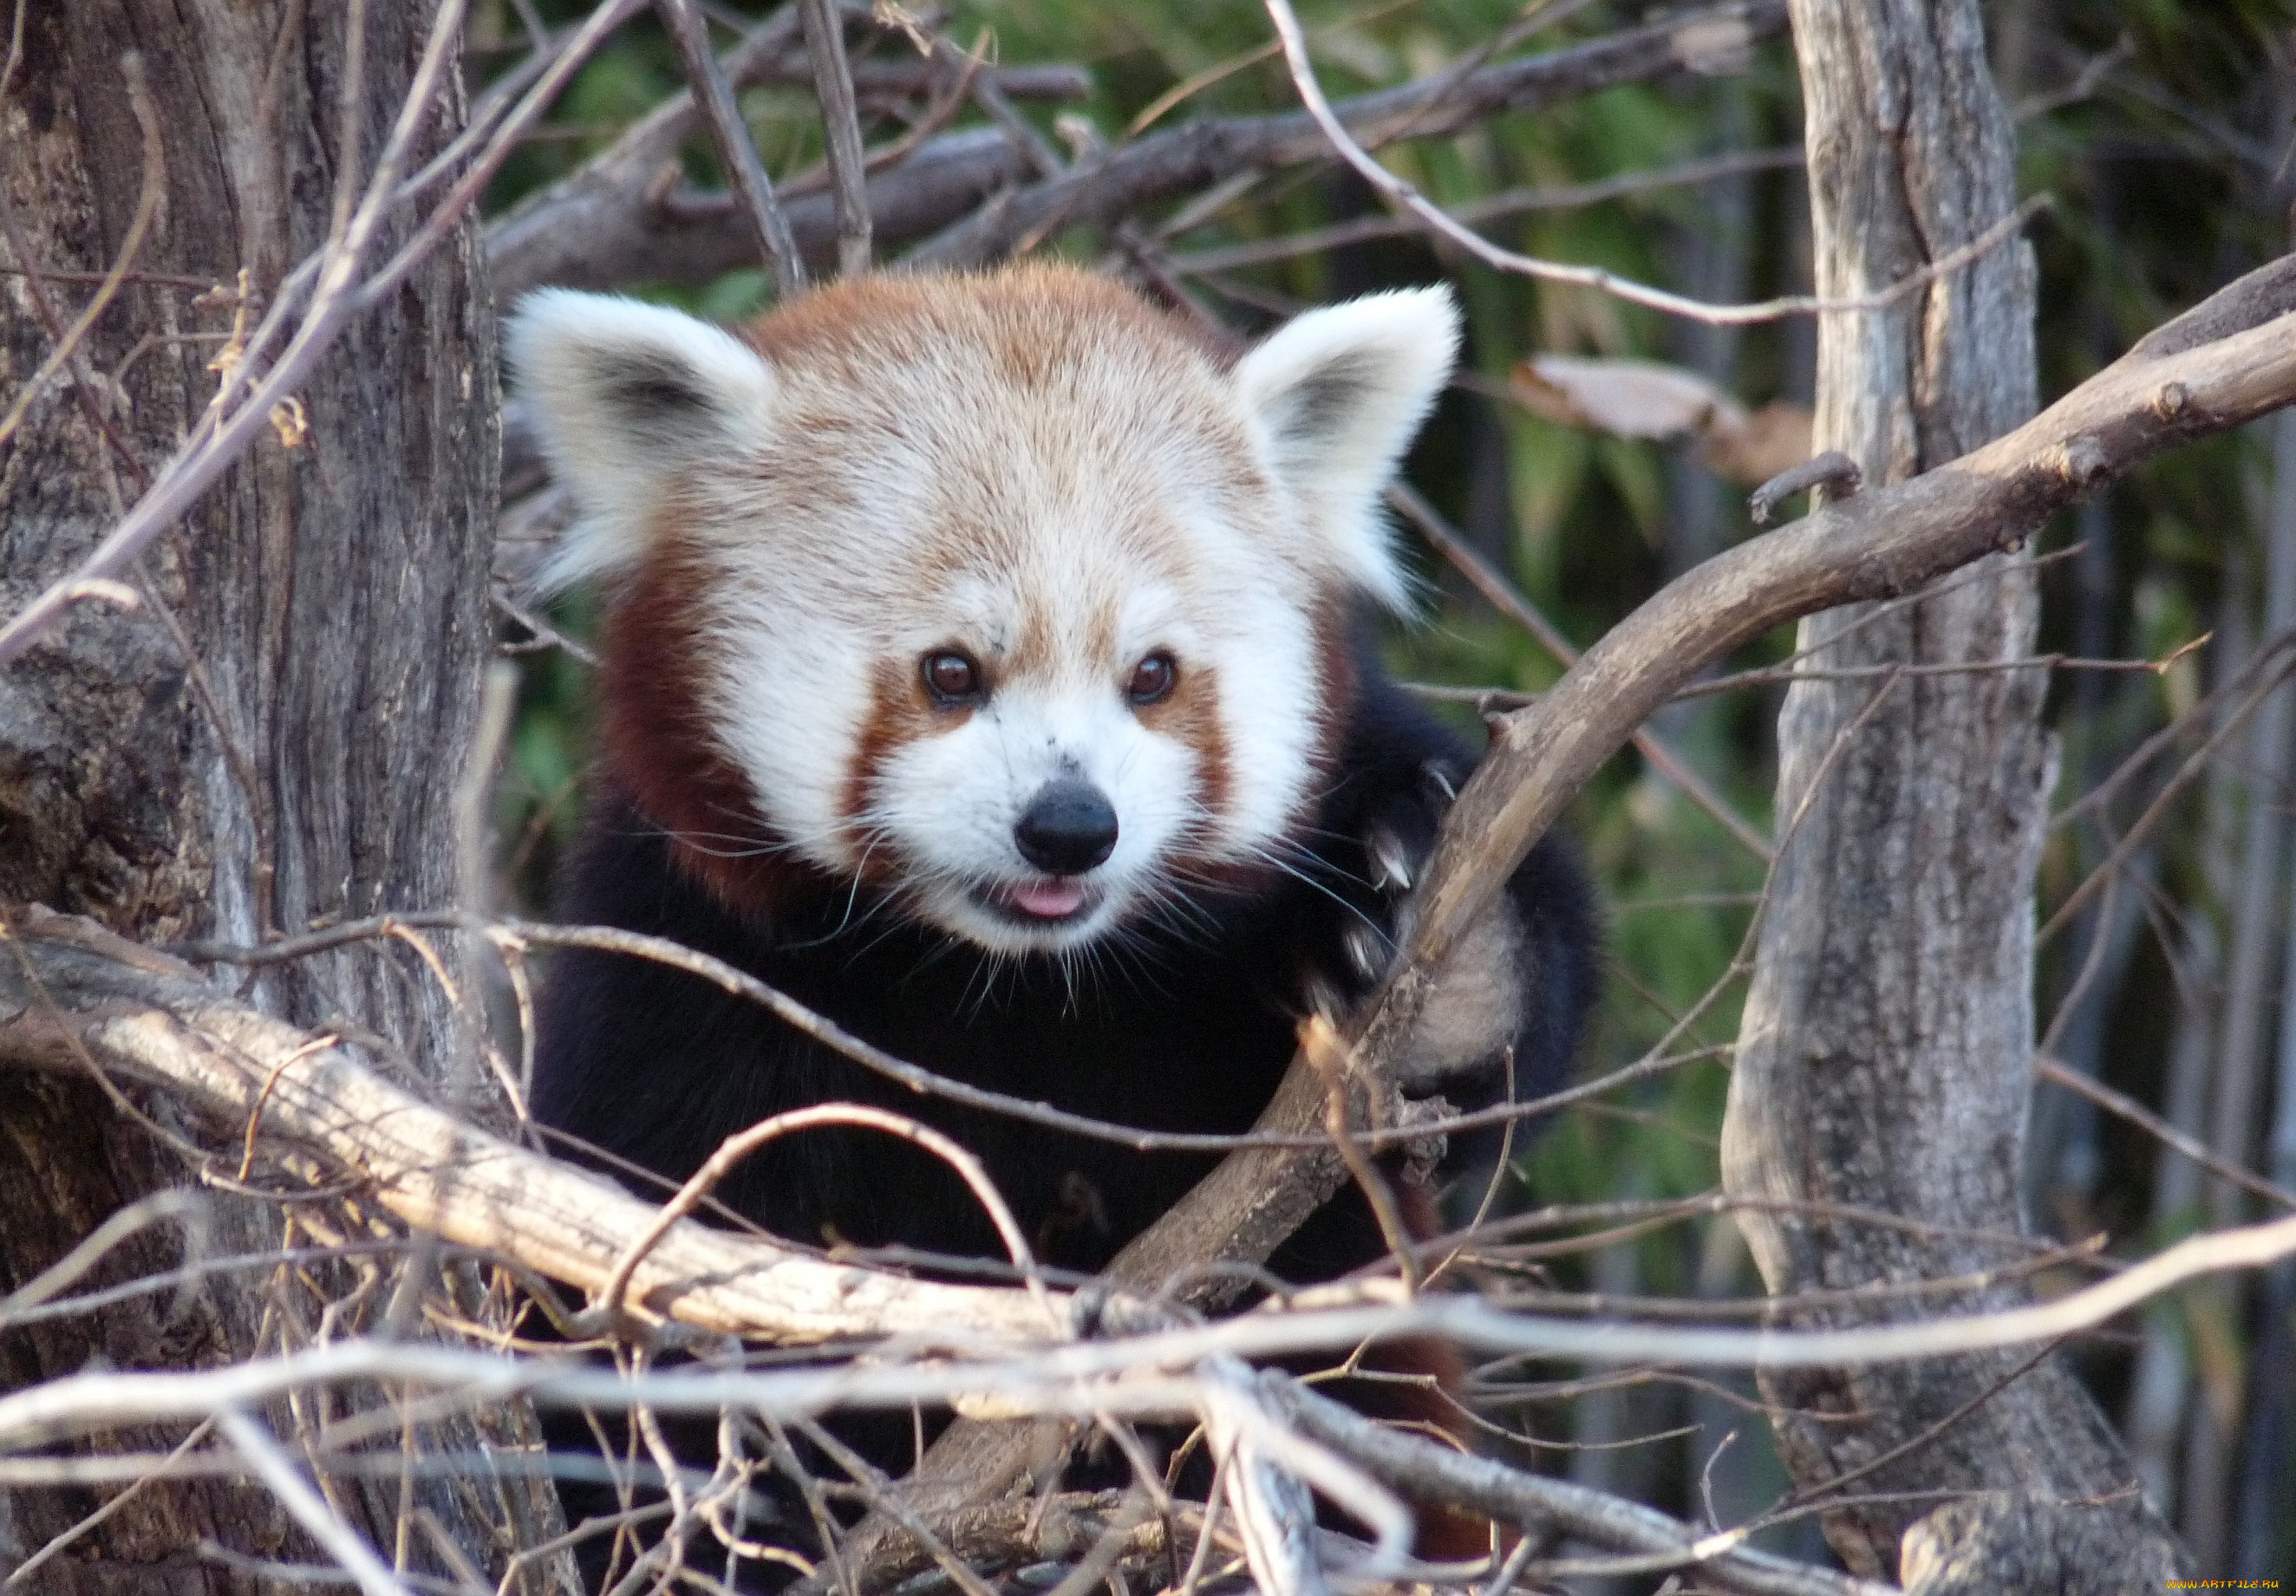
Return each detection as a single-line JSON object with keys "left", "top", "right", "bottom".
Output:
{"left": 1008, "top": 880, "right": 1088, "bottom": 919}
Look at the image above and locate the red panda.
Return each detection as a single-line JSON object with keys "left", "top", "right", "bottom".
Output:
{"left": 509, "top": 264, "right": 1596, "bottom": 1576}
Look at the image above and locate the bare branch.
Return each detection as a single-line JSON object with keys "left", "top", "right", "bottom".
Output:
{"left": 215, "top": 1407, "right": 411, "bottom": 1596}
{"left": 491, "top": 0, "right": 1790, "bottom": 293}
{"left": 594, "top": 1102, "right": 1063, "bottom": 1330}
{"left": 497, "top": 127, "right": 1028, "bottom": 296}
{"left": 1262, "top": 0, "right": 2044, "bottom": 328}
{"left": 2035, "top": 1055, "right": 2296, "bottom": 1212}
{"left": 8, "top": 1202, "right": 2296, "bottom": 1462}
{"left": 1748, "top": 450, "right": 1861, "bottom": 525}
{"left": 485, "top": 3, "right": 808, "bottom": 293}
{"left": 0, "top": 909, "right": 1067, "bottom": 1345}
{"left": 799, "top": 0, "right": 873, "bottom": 276}
{"left": 0, "top": 0, "right": 644, "bottom": 668}
{"left": 1365, "top": 256, "right": 2296, "bottom": 1091}
{"left": 655, "top": 0, "right": 806, "bottom": 296}
{"left": 1169, "top": 144, "right": 1806, "bottom": 274}
{"left": 1269, "top": 1379, "right": 1895, "bottom": 1596}
{"left": 1387, "top": 482, "right": 1773, "bottom": 862}
{"left": 916, "top": 0, "right": 1786, "bottom": 269}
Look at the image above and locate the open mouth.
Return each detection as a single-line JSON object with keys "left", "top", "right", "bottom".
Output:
{"left": 978, "top": 878, "right": 1099, "bottom": 923}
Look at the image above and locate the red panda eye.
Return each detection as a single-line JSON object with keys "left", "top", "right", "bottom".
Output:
{"left": 1126, "top": 652, "right": 1177, "bottom": 707}
{"left": 922, "top": 650, "right": 982, "bottom": 705}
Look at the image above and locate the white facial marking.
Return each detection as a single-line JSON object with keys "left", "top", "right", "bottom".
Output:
{"left": 508, "top": 271, "right": 1461, "bottom": 954}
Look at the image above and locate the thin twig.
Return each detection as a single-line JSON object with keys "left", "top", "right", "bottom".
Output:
{"left": 655, "top": 0, "right": 807, "bottom": 296}
{"left": 1262, "top": 0, "right": 2046, "bottom": 329}
{"left": 2038, "top": 648, "right": 2296, "bottom": 945}
{"left": 2051, "top": 627, "right": 2296, "bottom": 831}
{"left": 1301, "top": 1017, "right": 1420, "bottom": 1295}
{"left": 0, "top": 1189, "right": 207, "bottom": 1320}
{"left": 861, "top": 29, "right": 990, "bottom": 176}
{"left": 799, "top": 0, "right": 873, "bottom": 276}
{"left": 2, "top": 1416, "right": 220, "bottom": 1588}
{"left": 1386, "top": 483, "right": 1773, "bottom": 862}
{"left": 2035, "top": 1055, "right": 2296, "bottom": 1211}
{"left": 492, "top": 588, "right": 597, "bottom": 666}
{"left": 1269, "top": 1380, "right": 1893, "bottom": 1596}
{"left": 593, "top": 1102, "right": 1062, "bottom": 1330}
{"left": 1170, "top": 144, "right": 1806, "bottom": 273}
{"left": 1752, "top": 1337, "right": 2074, "bottom": 1524}
{"left": 169, "top": 910, "right": 1543, "bottom": 1155}
{"left": 0, "top": 53, "right": 166, "bottom": 460}
{"left": 1673, "top": 630, "right": 2212, "bottom": 700}
{"left": 1125, "top": 0, "right": 1421, "bottom": 138}
{"left": 351, "top": 0, "right": 649, "bottom": 314}
{"left": 218, "top": 1407, "right": 408, "bottom": 1596}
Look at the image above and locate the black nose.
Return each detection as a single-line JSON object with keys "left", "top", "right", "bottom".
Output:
{"left": 1014, "top": 780, "right": 1119, "bottom": 875}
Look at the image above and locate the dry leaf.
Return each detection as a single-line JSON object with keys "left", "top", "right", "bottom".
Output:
{"left": 1508, "top": 355, "right": 1812, "bottom": 486}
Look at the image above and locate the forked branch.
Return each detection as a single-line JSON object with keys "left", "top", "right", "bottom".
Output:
{"left": 836, "top": 252, "right": 2296, "bottom": 1584}
{"left": 0, "top": 909, "right": 1065, "bottom": 1347}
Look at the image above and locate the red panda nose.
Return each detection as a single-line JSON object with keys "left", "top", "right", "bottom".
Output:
{"left": 1014, "top": 780, "right": 1119, "bottom": 876}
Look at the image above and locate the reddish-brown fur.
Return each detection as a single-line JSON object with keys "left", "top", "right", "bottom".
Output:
{"left": 595, "top": 522, "right": 786, "bottom": 911}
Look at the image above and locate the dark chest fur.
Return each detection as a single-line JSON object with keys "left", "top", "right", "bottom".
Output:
{"left": 532, "top": 668, "right": 1596, "bottom": 1281}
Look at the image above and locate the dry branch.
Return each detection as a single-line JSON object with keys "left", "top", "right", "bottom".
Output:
{"left": 1368, "top": 253, "right": 2296, "bottom": 1077}
{"left": 485, "top": 3, "right": 806, "bottom": 294}
{"left": 492, "top": 126, "right": 1030, "bottom": 296}
{"left": 799, "top": 0, "right": 874, "bottom": 276}
{"left": 916, "top": 0, "right": 1785, "bottom": 270}
{"left": 837, "top": 251, "right": 2296, "bottom": 1584}
{"left": 1269, "top": 1380, "right": 1895, "bottom": 1596}
{"left": 1389, "top": 482, "right": 1775, "bottom": 861}
{"left": 0, "top": 909, "right": 1063, "bottom": 1346}
{"left": 7, "top": 1205, "right": 2296, "bottom": 1447}
{"left": 0, "top": 0, "right": 649, "bottom": 670}
{"left": 10, "top": 897, "right": 2296, "bottom": 1589}
{"left": 486, "top": 0, "right": 1789, "bottom": 296}
{"left": 1170, "top": 143, "right": 1805, "bottom": 274}
{"left": 655, "top": 0, "right": 807, "bottom": 294}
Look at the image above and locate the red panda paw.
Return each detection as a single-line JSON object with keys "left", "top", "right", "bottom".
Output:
{"left": 1344, "top": 759, "right": 1529, "bottom": 1092}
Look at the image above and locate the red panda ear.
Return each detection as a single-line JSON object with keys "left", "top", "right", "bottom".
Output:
{"left": 506, "top": 289, "right": 777, "bottom": 593}
{"left": 1235, "top": 286, "right": 1460, "bottom": 613}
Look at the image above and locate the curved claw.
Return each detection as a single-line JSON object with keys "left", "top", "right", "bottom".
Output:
{"left": 1418, "top": 759, "right": 1461, "bottom": 807}
{"left": 1364, "top": 824, "right": 1413, "bottom": 895}
{"left": 1343, "top": 920, "right": 1391, "bottom": 985}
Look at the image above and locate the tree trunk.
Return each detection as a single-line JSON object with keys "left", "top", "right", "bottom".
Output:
{"left": 1719, "top": 3, "right": 2186, "bottom": 1586}
{"left": 0, "top": 5, "right": 565, "bottom": 1589}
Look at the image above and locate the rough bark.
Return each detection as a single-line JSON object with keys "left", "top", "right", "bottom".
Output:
{"left": 1719, "top": 1, "right": 2185, "bottom": 1583}
{"left": 0, "top": 5, "right": 567, "bottom": 1590}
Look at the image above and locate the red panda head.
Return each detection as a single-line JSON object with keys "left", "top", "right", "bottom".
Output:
{"left": 510, "top": 265, "right": 1458, "bottom": 956}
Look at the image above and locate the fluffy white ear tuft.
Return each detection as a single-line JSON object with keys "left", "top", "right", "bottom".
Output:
{"left": 506, "top": 289, "right": 777, "bottom": 592}
{"left": 1235, "top": 285, "right": 1460, "bottom": 612}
